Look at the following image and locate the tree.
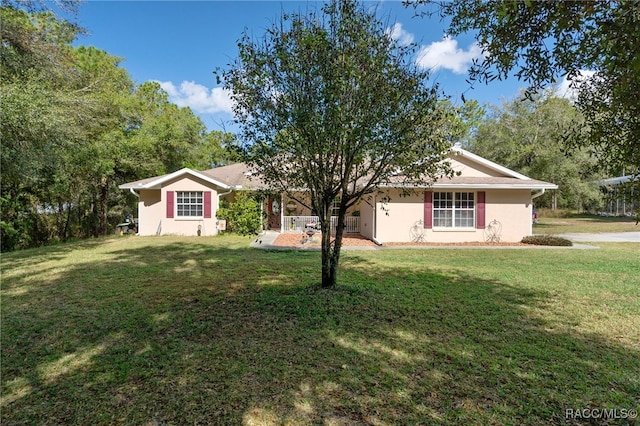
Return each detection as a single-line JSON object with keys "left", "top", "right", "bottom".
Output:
{"left": 440, "top": 98, "right": 485, "bottom": 148}
{"left": 188, "top": 130, "right": 241, "bottom": 170}
{"left": 130, "top": 82, "right": 207, "bottom": 174}
{"left": 408, "top": 0, "right": 639, "bottom": 214}
{"left": 1, "top": 5, "right": 89, "bottom": 249}
{"left": 470, "top": 94, "right": 601, "bottom": 211}
{"left": 222, "top": 0, "right": 453, "bottom": 288}
{"left": 0, "top": 4, "right": 213, "bottom": 250}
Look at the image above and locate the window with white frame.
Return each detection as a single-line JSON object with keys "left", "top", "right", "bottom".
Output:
{"left": 433, "top": 192, "right": 475, "bottom": 228}
{"left": 176, "top": 191, "right": 203, "bottom": 217}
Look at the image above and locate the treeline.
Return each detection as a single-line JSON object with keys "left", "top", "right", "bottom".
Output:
{"left": 443, "top": 94, "right": 603, "bottom": 212}
{"left": 1, "top": 4, "right": 609, "bottom": 251}
{"left": 467, "top": 93, "right": 603, "bottom": 212}
{"left": 1, "top": 5, "right": 236, "bottom": 251}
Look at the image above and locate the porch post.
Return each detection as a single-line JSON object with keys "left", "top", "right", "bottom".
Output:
{"left": 373, "top": 193, "right": 377, "bottom": 240}
{"left": 280, "top": 193, "right": 284, "bottom": 233}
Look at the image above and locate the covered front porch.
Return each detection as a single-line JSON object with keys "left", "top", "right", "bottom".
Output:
{"left": 264, "top": 193, "right": 361, "bottom": 234}
{"left": 281, "top": 215, "right": 360, "bottom": 233}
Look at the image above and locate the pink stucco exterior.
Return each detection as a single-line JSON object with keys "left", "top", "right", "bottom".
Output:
{"left": 367, "top": 154, "right": 543, "bottom": 243}
{"left": 133, "top": 173, "right": 224, "bottom": 236}
{"left": 120, "top": 147, "right": 557, "bottom": 243}
{"left": 371, "top": 188, "right": 533, "bottom": 243}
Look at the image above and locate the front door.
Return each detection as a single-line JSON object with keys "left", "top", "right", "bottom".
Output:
{"left": 267, "top": 196, "right": 281, "bottom": 230}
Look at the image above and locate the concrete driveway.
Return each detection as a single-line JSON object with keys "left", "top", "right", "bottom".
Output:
{"left": 557, "top": 232, "right": 640, "bottom": 242}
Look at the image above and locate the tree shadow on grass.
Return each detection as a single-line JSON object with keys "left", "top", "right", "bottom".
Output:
{"left": 2, "top": 241, "right": 638, "bottom": 425}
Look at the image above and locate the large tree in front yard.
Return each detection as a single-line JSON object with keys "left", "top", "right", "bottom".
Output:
{"left": 222, "top": 0, "right": 453, "bottom": 288}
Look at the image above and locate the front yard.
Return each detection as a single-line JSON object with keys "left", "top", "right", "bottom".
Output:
{"left": 2, "top": 235, "right": 638, "bottom": 424}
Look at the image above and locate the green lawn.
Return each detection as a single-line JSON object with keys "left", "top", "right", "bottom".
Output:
{"left": 2, "top": 236, "right": 639, "bottom": 425}
{"left": 534, "top": 213, "right": 637, "bottom": 234}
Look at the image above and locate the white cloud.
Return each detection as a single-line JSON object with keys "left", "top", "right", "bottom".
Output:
{"left": 157, "top": 80, "right": 233, "bottom": 114}
{"left": 554, "top": 70, "right": 596, "bottom": 100}
{"left": 386, "top": 22, "right": 414, "bottom": 46}
{"left": 416, "top": 35, "right": 484, "bottom": 74}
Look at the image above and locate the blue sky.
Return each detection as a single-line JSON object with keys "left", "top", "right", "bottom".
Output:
{"left": 71, "top": 1, "right": 552, "bottom": 132}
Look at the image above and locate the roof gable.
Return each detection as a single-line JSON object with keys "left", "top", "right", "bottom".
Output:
{"left": 119, "top": 168, "right": 230, "bottom": 190}
{"left": 449, "top": 146, "right": 530, "bottom": 180}
{"left": 380, "top": 145, "right": 557, "bottom": 189}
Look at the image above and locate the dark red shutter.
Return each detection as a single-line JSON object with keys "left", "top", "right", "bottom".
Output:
{"left": 424, "top": 191, "right": 433, "bottom": 229}
{"left": 203, "top": 191, "right": 212, "bottom": 218}
{"left": 166, "top": 191, "right": 174, "bottom": 218}
{"left": 476, "top": 191, "right": 485, "bottom": 229}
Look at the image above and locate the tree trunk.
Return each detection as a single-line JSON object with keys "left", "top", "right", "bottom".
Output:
{"left": 320, "top": 205, "right": 335, "bottom": 288}
{"left": 320, "top": 203, "right": 347, "bottom": 289}
{"left": 56, "top": 199, "right": 66, "bottom": 241}
{"left": 330, "top": 207, "right": 346, "bottom": 284}
{"left": 63, "top": 199, "right": 72, "bottom": 241}
{"left": 99, "top": 176, "right": 109, "bottom": 235}
{"left": 91, "top": 197, "right": 99, "bottom": 237}
{"left": 56, "top": 198, "right": 72, "bottom": 242}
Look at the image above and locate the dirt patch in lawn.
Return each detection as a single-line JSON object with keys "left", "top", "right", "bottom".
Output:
{"left": 273, "top": 233, "right": 378, "bottom": 247}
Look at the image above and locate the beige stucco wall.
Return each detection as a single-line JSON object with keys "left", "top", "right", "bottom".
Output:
{"left": 449, "top": 155, "right": 503, "bottom": 178}
{"left": 359, "top": 195, "right": 375, "bottom": 240}
{"left": 137, "top": 176, "right": 221, "bottom": 236}
{"left": 137, "top": 189, "right": 163, "bottom": 236}
{"left": 373, "top": 188, "right": 533, "bottom": 243}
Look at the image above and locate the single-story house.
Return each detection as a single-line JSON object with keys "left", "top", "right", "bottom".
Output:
{"left": 119, "top": 145, "right": 557, "bottom": 243}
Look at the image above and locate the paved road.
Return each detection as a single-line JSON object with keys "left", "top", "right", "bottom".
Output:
{"left": 557, "top": 232, "right": 640, "bottom": 242}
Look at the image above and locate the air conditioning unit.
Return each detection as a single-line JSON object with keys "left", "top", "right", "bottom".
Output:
{"left": 217, "top": 220, "right": 226, "bottom": 231}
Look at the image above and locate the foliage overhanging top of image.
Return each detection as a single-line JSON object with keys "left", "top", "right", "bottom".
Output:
{"left": 408, "top": 0, "right": 639, "bottom": 211}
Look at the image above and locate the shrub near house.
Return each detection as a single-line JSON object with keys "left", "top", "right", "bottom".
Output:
{"left": 216, "top": 192, "right": 262, "bottom": 236}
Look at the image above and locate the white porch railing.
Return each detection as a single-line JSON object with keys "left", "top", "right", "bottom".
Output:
{"left": 282, "top": 216, "right": 360, "bottom": 233}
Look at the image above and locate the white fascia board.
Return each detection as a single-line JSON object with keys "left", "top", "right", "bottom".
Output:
{"left": 431, "top": 183, "right": 558, "bottom": 190}
{"left": 378, "top": 182, "right": 558, "bottom": 190}
{"left": 141, "top": 168, "right": 231, "bottom": 190}
{"left": 451, "top": 147, "right": 532, "bottom": 180}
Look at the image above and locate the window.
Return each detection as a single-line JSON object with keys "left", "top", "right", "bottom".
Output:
{"left": 176, "top": 191, "right": 203, "bottom": 217}
{"left": 433, "top": 192, "right": 475, "bottom": 228}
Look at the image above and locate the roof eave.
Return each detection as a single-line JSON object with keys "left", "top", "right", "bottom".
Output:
{"left": 431, "top": 183, "right": 558, "bottom": 190}
{"left": 379, "top": 183, "right": 558, "bottom": 190}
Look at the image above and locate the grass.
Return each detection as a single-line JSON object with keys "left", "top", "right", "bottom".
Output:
{"left": 534, "top": 212, "right": 637, "bottom": 234}
{"left": 2, "top": 235, "right": 639, "bottom": 425}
